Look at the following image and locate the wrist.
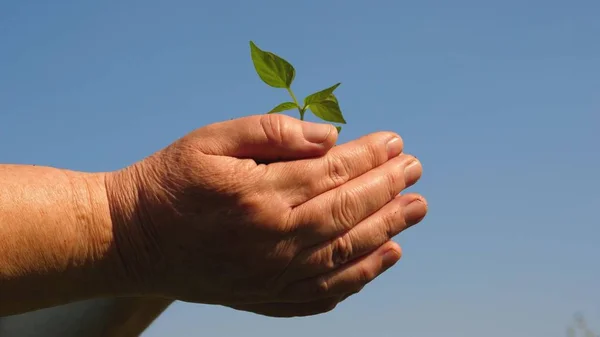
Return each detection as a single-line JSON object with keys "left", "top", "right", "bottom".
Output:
{"left": 43, "top": 169, "right": 148, "bottom": 300}
{"left": 103, "top": 162, "right": 165, "bottom": 297}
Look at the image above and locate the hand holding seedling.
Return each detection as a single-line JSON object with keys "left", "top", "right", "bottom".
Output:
{"left": 250, "top": 41, "right": 345, "bottom": 134}
{"left": 0, "top": 42, "right": 427, "bottom": 320}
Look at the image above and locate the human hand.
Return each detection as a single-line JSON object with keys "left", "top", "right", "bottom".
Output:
{"left": 104, "top": 114, "right": 426, "bottom": 315}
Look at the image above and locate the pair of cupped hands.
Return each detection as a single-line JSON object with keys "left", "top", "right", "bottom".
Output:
{"left": 104, "top": 114, "right": 427, "bottom": 317}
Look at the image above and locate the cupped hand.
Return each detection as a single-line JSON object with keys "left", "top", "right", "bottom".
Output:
{"left": 104, "top": 114, "right": 427, "bottom": 315}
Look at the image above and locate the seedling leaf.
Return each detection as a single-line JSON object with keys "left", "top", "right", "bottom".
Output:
{"left": 250, "top": 41, "right": 295, "bottom": 88}
{"left": 308, "top": 100, "right": 346, "bottom": 124}
{"left": 304, "top": 83, "right": 341, "bottom": 105}
{"left": 268, "top": 102, "right": 298, "bottom": 114}
{"left": 325, "top": 93, "right": 338, "bottom": 105}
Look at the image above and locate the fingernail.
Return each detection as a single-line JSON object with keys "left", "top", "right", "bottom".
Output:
{"left": 386, "top": 137, "right": 402, "bottom": 158}
{"left": 403, "top": 199, "right": 427, "bottom": 225}
{"left": 382, "top": 249, "right": 401, "bottom": 266}
{"left": 404, "top": 159, "right": 422, "bottom": 185}
{"left": 303, "top": 122, "right": 333, "bottom": 144}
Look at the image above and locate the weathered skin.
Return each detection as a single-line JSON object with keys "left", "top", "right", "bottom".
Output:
{"left": 0, "top": 114, "right": 426, "bottom": 322}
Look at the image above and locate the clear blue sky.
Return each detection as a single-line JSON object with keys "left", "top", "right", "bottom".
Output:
{"left": 1, "top": 1, "right": 599, "bottom": 336}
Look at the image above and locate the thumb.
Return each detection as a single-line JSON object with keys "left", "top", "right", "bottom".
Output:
{"left": 194, "top": 114, "right": 338, "bottom": 161}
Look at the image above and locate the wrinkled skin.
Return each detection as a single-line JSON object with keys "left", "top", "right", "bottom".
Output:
{"left": 105, "top": 114, "right": 427, "bottom": 317}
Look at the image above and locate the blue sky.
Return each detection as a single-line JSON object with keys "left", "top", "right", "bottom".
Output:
{"left": 1, "top": 1, "right": 599, "bottom": 336}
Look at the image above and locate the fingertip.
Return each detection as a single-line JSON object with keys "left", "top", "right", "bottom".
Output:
{"left": 305, "top": 122, "right": 338, "bottom": 152}
{"left": 397, "top": 193, "right": 428, "bottom": 210}
{"left": 400, "top": 195, "right": 428, "bottom": 226}
{"left": 302, "top": 121, "right": 335, "bottom": 144}
{"left": 361, "top": 131, "right": 404, "bottom": 163}
{"left": 381, "top": 241, "right": 402, "bottom": 266}
{"left": 296, "top": 121, "right": 337, "bottom": 157}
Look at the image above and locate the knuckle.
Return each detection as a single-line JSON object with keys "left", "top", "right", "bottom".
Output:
{"left": 330, "top": 189, "right": 359, "bottom": 231}
{"left": 365, "top": 138, "right": 389, "bottom": 164}
{"left": 330, "top": 233, "right": 354, "bottom": 266}
{"left": 314, "top": 277, "right": 331, "bottom": 295}
{"left": 357, "top": 265, "right": 377, "bottom": 284}
{"left": 382, "top": 207, "right": 400, "bottom": 239}
{"left": 307, "top": 244, "right": 336, "bottom": 271}
{"left": 326, "top": 155, "right": 351, "bottom": 188}
{"left": 385, "top": 168, "right": 404, "bottom": 196}
{"left": 260, "top": 114, "right": 288, "bottom": 146}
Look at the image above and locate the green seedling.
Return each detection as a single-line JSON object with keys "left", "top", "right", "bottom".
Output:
{"left": 249, "top": 41, "right": 346, "bottom": 134}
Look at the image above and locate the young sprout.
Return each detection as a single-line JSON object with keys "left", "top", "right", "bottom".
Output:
{"left": 249, "top": 41, "right": 346, "bottom": 134}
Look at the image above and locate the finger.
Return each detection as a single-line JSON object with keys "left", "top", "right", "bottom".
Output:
{"left": 227, "top": 296, "right": 343, "bottom": 318}
{"left": 280, "top": 194, "right": 427, "bottom": 283}
{"left": 192, "top": 114, "right": 338, "bottom": 161}
{"left": 269, "top": 131, "right": 403, "bottom": 205}
{"left": 292, "top": 154, "right": 422, "bottom": 243}
{"left": 280, "top": 241, "right": 402, "bottom": 301}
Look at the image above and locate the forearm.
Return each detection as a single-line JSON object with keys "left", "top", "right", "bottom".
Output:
{"left": 0, "top": 164, "right": 119, "bottom": 315}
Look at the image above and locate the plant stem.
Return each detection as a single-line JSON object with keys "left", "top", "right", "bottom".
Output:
{"left": 286, "top": 87, "right": 304, "bottom": 120}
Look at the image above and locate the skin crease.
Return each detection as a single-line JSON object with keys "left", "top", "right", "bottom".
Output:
{"left": 0, "top": 114, "right": 427, "bottom": 325}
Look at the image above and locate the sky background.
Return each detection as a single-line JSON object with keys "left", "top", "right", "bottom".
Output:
{"left": 1, "top": 0, "right": 599, "bottom": 336}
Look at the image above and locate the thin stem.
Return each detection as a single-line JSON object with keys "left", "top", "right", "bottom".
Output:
{"left": 286, "top": 87, "right": 304, "bottom": 120}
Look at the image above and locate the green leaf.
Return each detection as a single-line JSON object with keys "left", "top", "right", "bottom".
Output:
{"left": 250, "top": 41, "right": 295, "bottom": 88}
{"left": 307, "top": 100, "right": 346, "bottom": 124}
{"left": 304, "top": 83, "right": 341, "bottom": 105}
{"left": 267, "top": 102, "right": 298, "bottom": 114}
{"left": 325, "top": 93, "right": 338, "bottom": 105}
{"left": 335, "top": 126, "right": 342, "bottom": 134}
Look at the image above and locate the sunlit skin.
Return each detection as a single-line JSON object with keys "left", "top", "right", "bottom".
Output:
{"left": 0, "top": 114, "right": 426, "bottom": 319}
